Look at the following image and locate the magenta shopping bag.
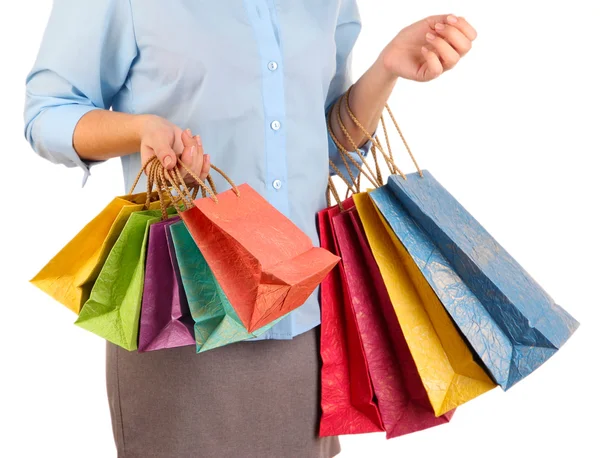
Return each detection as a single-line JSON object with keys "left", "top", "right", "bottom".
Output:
{"left": 331, "top": 205, "right": 453, "bottom": 438}
{"left": 138, "top": 217, "right": 194, "bottom": 352}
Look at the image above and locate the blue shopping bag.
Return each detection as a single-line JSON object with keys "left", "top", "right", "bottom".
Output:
{"left": 371, "top": 171, "right": 579, "bottom": 389}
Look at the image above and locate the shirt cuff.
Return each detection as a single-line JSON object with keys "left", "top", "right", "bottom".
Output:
{"left": 327, "top": 129, "right": 372, "bottom": 183}
{"left": 33, "top": 104, "right": 104, "bottom": 187}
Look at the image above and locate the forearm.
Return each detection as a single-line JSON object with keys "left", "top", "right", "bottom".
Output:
{"left": 330, "top": 55, "right": 397, "bottom": 151}
{"left": 73, "top": 109, "right": 148, "bottom": 161}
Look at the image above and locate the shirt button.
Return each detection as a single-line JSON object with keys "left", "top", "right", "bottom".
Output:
{"left": 270, "top": 120, "right": 281, "bottom": 131}
{"left": 272, "top": 179, "right": 282, "bottom": 190}
{"left": 267, "top": 61, "right": 278, "bottom": 71}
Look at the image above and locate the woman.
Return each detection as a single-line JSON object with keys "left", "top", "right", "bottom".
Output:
{"left": 24, "top": 1, "right": 476, "bottom": 457}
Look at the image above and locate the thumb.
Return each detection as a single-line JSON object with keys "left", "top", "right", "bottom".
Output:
{"left": 426, "top": 14, "right": 453, "bottom": 27}
{"left": 153, "top": 142, "right": 178, "bottom": 170}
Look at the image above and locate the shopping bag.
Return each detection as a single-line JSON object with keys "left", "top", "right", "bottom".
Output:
{"left": 332, "top": 84, "right": 578, "bottom": 390}
{"left": 332, "top": 202, "right": 455, "bottom": 435}
{"left": 354, "top": 191, "right": 496, "bottom": 416}
{"left": 75, "top": 208, "right": 175, "bottom": 350}
{"left": 318, "top": 199, "right": 384, "bottom": 437}
{"left": 30, "top": 193, "right": 162, "bottom": 314}
{"left": 180, "top": 171, "right": 340, "bottom": 333}
{"left": 137, "top": 217, "right": 195, "bottom": 352}
{"left": 378, "top": 171, "right": 579, "bottom": 388}
{"left": 169, "top": 220, "right": 281, "bottom": 352}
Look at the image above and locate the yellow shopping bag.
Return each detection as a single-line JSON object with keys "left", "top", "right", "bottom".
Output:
{"left": 353, "top": 192, "right": 496, "bottom": 416}
{"left": 31, "top": 193, "right": 163, "bottom": 314}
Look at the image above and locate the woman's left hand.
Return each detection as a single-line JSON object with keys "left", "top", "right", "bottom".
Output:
{"left": 380, "top": 14, "right": 477, "bottom": 82}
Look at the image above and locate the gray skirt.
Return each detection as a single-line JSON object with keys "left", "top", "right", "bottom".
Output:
{"left": 106, "top": 327, "right": 340, "bottom": 458}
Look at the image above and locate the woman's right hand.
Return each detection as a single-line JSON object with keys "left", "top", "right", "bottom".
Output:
{"left": 138, "top": 114, "right": 210, "bottom": 185}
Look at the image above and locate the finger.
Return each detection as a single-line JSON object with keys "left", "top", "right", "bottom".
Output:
{"left": 192, "top": 135, "right": 205, "bottom": 177}
{"left": 194, "top": 135, "right": 203, "bottom": 150}
{"left": 189, "top": 140, "right": 204, "bottom": 179}
{"left": 445, "top": 14, "right": 477, "bottom": 41}
{"left": 179, "top": 130, "right": 198, "bottom": 168}
{"left": 170, "top": 128, "right": 186, "bottom": 156}
{"left": 179, "top": 143, "right": 196, "bottom": 173}
{"left": 141, "top": 146, "right": 156, "bottom": 175}
{"left": 153, "top": 142, "right": 178, "bottom": 169}
{"left": 177, "top": 144, "right": 199, "bottom": 188}
{"left": 184, "top": 154, "right": 210, "bottom": 187}
{"left": 181, "top": 129, "right": 196, "bottom": 148}
{"left": 433, "top": 22, "right": 472, "bottom": 56}
{"left": 200, "top": 154, "right": 211, "bottom": 181}
{"left": 420, "top": 46, "right": 443, "bottom": 79}
{"left": 425, "top": 32, "right": 460, "bottom": 69}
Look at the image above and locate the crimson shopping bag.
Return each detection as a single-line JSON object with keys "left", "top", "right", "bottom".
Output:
{"left": 318, "top": 198, "right": 384, "bottom": 437}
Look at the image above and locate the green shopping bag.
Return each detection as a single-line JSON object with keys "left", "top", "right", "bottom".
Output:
{"left": 169, "top": 220, "right": 282, "bottom": 352}
{"left": 76, "top": 209, "right": 175, "bottom": 350}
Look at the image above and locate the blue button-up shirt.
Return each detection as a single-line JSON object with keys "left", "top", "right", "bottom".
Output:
{"left": 24, "top": 0, "right": 367, "bottom": 340}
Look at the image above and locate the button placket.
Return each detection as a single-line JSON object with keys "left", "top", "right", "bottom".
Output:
{"left": 242, "top": 0, "right": 294, "bottom": 339}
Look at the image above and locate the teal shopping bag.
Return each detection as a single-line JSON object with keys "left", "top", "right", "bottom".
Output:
{"left": 169, "top": 221, "right": 282, "bottom": 352}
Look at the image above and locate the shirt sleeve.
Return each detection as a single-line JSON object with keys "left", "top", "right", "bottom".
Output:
{"left": 23, "top": 0, "right": 137, "bottom": 186}
{"left": 325, "top": 0, "right": 371, "bottom": 182}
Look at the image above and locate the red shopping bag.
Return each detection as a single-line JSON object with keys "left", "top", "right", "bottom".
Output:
{"left": 318, "top": 198, "right": 384, "bottom": 437}
{"left": 331, "top": 204, "right": 454, "bottom": 438}
{"left": 180, "top": 170, "right": 340, "bottom": 333}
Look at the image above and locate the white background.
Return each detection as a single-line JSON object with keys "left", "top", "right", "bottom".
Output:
{"left": 1, "top": 1, "right": 598, "bottom": 457}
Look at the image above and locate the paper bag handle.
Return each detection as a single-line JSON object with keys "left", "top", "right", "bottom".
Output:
{"left": 342, "top": 85, "right": 423, "bottom": 180}
{"left": 177, "top": 160, "right": 241, "bottom": 200}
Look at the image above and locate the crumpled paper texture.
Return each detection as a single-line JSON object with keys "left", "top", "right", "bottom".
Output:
{"left": 355, "top": 192, "right": 496, "bottom": 416}
{"left": 333, "top": 202, "right": 455, "bottom": 435}
{"left": 318, "top": 199, "right": 384, "bottom": 437}
{"left": 138, "top": 217, "right": 195, "bottom": 352}
{"left": 382, "top": 171, "right": 579, "bottom": 389}
{"left": 181, "top": 184, "right": 340, "bottom": 333}
{"left": 76, "top": 209, "right": 175, "bottom": 350}
{"left": 169, "top": 220, "right": 281, "bottom": 352}
{"left": 30, "top": 193, "right": 162, "bottom": 314}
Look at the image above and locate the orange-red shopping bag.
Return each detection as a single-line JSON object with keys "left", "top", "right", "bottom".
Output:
{"left": 180, "top": 168, "right": 340, "bottom": 333}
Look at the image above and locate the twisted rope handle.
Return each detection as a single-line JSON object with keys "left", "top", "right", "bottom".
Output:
{"left": 133, "top": 156, "right": 219, "bottom": 216}
{"left": 129, "top": 156, "right": 153, "bottom": 197}
{"left": 325, "top": 88, "right": 382, "bottom": 206}
{"left": 208, "top": 164, "right": 240, "bottom": 197}
{"left": 335, "top": 92, "right": 382, "bottom": 187}
{"left": 326, "top": 176, "right": 344, "bottom": 211}
{"left": 378, "top": 116, "right": 400, "bottom": 175}
{"left": 130, "top": 156, "right": 237, "bottom": 219}
{"left": 343, "top": 85, "right": 422, "bottom": 179}
{"left": 327, "top": 87, "right": 415, "bottom": 194}
{"left": 174, "top": 159, "right": 218, "bottom": 201}
{"left": 327, "top": 101, "right": 380, "bottom": 189}
{"left": 202, "top": 174, "right": 218, "bottom": 198}
{"left": 148, "top": 159, "right": 170, "bottom": 220}
{"left": 173, "top": 160, "right": 240, "bottom": 200}
{"left": 126, "top": 156, "right": 163, "bottom": 210}
{"left": 165, "top": 167, "right": 195, "bottom": 210}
